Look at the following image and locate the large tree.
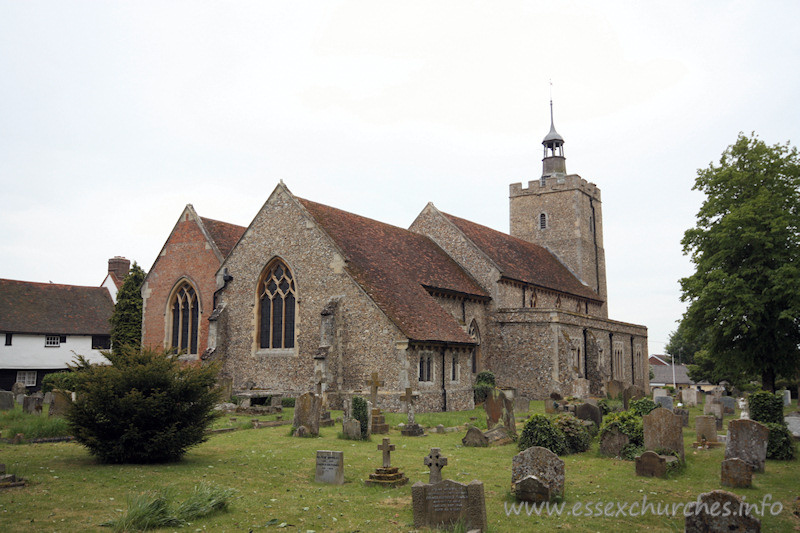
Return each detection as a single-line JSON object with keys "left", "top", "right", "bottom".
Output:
{"left": 680, "top": 133, "right": 800, "bottom": 391}
{"left": 110, "top": 262, "right": 146, "bottom": 354}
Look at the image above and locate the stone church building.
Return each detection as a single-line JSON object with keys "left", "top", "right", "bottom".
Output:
{"left": 142, "top": 113, "right": 648, "bottom": 411}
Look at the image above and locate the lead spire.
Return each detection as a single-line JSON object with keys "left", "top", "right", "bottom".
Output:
{"left": 542, "top": 85, "right": 566, "bottom": 178}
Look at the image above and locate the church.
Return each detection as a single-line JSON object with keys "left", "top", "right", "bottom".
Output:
{"left": 141, "top": 109, "right": 648, "bottom": 412}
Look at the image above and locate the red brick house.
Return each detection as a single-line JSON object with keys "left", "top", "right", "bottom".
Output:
{"left": 140, "top": 205, "right": 245, "bottom": 361}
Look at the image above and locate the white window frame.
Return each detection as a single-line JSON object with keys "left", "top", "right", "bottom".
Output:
{"left": 16, "top": 370, "right": 36, "bottom": 386}
{"left": 45, "top": 335, "right": 60, "bottom": 347}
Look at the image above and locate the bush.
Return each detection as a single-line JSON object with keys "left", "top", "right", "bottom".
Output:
{"left": 599, "top": 410, "right": 644, "bottom": 447}
{"left": 475, "top": 371, "right": 495, "bottom": 387}
{"left": 629, "top": 397, "right": 658, "bottom": 417}
{"left": 351, "top": 396, "right": 369, "bottom": 440}
{"left": 764, "top": 422, "right": 796, "bottom": 460}
{"left": 748, "top": 391, "right": 784, "bottom": 425}
{"left": 473, "top": 371, "right": 496, "bottom": 405}
{"left": 67, "top": 346, "right": 221, "bottom": 463}
{"left": 552, "top": 413, "right": 592, "bottom": 454}
{"left": 281, "top": 397, "right": 295, "bottom": 408}
{"left": 598, "top": 398, "right": 623, "bottom": 416}
{"left": 518, "top": 414, "right": 567, "bottom": 455}
{"left": 41, "top": 371, "right": 80, "bottom": 393}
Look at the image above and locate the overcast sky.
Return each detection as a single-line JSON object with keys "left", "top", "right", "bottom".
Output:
{"left": 2, "top": 1, "right": 799, "bottom": 355}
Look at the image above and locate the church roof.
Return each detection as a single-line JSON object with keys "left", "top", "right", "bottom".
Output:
{"left": 0, "top": 278, "right": 114, "bottom": 335}
{"left": 298, "top": 198, "right": 487, "bottom": 345}
{"left": 200, "top": 217, "right": 246, "bottom": 258}
{"left": 441, "top": 212, "right": 602, "bottom": 302}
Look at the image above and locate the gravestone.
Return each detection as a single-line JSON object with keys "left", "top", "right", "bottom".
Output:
{"left": 681, "top": 388, "right": 699, "bottom": 407}
{"left": 652, "top": 388, "right": 668, "bottom": 400}
{"left": 364, "top": 438, "right": 408, "bottom": 487}
{"left": 725, "top": 419, "right": 769, "bottom": 473}
{"left": 484, "top": 388, "right": 516, "bottom": 435}
{"left": 674, "top": 408, "right": 689, "bottom": 428}
{"left": 720, "top": 457, "right": 751, "bottom": 488}
{"left": 622, "top": 385, "right": 645, "bottom": 409}
{"left": 22, "top": 395, "right": 42, "bottom": 415}
{"left": 315, "top": 450, "right": 344, "bottom": 485}
{"left": 513, "top": 397, "right": 529, "bottom": 413}
{"left": 48, "top": 390, "right": 72, "bottom": 417}
{"left": 695, "top": 416, "right": 718, "bottom": 443}
{"left": 643, "top": 407, "right": 684, "bottom": 461}
{"left": 575, "top": 402, "right": 602, "bottom": 428}
{"left": 786, "top": 415, "right": 800, "bottom": 441}
{"left": 782, "top": 389, "right": 792, "bottom": 407}
{"left": 368, "top": 373, "right": 389, "bottom": 433}
{"left": 43, "top": 392, "right": 53, "bottom": 406}
{"left": 511, "top": 446, "right": 565, "bottom": 502}
{"left": 343, "top": 418, "right": 361, "bottom": 440}
{"left": 462, "top": 426, "right": 488, "bottom": 447}
{"left": 606, "top": 380, "right": 624, "bottom": 399}
{"left": 685, "top": 490, "right": 761, "bottom": 532}
{"left": 654, "top": 396, "right": 674, "bottom": 411}
{"left": 483, "top": 425, "right": 513, "bottom": 446}
{"left": 292, "top": 392, "right": 321, "bottom": 437}
{"left": 424, "top": 448, "right": 448, "bottom": 484}
{"left": 0, "top": 391, "right": 14, "bottom": 410}
{"left": 400, "top": 387, "right": 424, "bottom": 436}
{"left": 720, "top": 396, "right": 736, "bottom": 415}
{"left": 412, "top": 479, "right": 487, "bottom": 532}
{"left": 599, "top": 427, "right": 630, "bottom": 457}
{"left": 11, "top": 382, "right": 27, "bottom": 396}
{"left": 635, "top": 450, "right": 675, "bottom": 478}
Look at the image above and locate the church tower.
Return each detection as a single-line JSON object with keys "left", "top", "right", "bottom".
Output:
{"left": 509, "top": 101, "right": 608, "bottom": 317}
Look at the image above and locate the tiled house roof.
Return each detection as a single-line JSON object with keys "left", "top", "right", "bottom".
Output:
{"left": 442, "top": 212, "right": 602, "bottom": 302}
{"left": 0, "top": 278, "right": 114, "bottom": 335}
{"left": 299, "top": 198, "right": 487, "bottom": 345}
{"left": 201, "top": 217, "right": 247, "bottom": 258}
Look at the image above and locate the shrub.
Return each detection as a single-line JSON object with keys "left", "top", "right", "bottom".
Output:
{"left": 748, "top": 391, "right": 784, "bottom": 425}
{"left": 599, "top": 410, "right": 644, "bottom": 448}
{"left": 281, "top": 397, "right": 295, "bottom": 408}
{"left": 629, "top": 397, "right": 658, "bottom": 417}
{"left": 67, "top": 346, "right": 221, "bottom": 463}
{"left": 518, "top": 414, "right": 567, "bottom": 455}
{"left": 552, "top": 413, "right": 592, "bottom": 454}
{"left": 351, "top": 396, "right": 369, "bottom": 440}
{"left": 41, "top": 371, "right": 80, "bottom": 393}
{"left": 473, "top": 371, "right": 496, "bottom": 405}
{"left": 764, "top": 422, "right": 796, "bottom": 460}
{"left": 598, "top": 398, "right": 623, "bottom": 416}
{"left": 475, "top": 371, "right": 495, "bottom": 387}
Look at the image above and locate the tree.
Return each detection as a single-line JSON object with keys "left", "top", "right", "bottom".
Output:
{"left": 110, "top": 262, "right": 146, "bottom": 354}
{"left": 664, "top": 318, "right": 709, "bottom": 365}
{"left": 680, "top": 133, "right": 800, "bottom": 391}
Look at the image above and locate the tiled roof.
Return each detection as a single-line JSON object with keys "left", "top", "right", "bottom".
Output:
{"left": 298, "top": 198, "right": 487, "bottom": 344}
{"left": 201, "top": 217, "right": 247, "bottom": 258}
{"left": 651, "top": 364, "right": 695, "bottom": 386}
{"left": 0, "top": 279, "right": 114, "bottom": 335}
{"left": 442, "top": 212, "right": 601, "bottom": 301}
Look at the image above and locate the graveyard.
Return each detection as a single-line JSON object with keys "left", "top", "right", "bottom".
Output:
{"left": 0, "top": 392, "right": 798, "bottom": 532}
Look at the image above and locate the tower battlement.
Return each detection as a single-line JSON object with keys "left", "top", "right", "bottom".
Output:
{"left": 510, "top": 175, "right": 601, "bottom": 201}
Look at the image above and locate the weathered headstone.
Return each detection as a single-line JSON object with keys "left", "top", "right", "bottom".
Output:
{"left": 685, "top": 490, "right": 761, "bottom": 532}
{"left": 43, "top": 391, "right": 53, "bottom": 406}
{"left": 681, "top": 388, "right": 699, "bottom": 407}
{"left": 635, "top": 450, "right": 675, "bottom": 478}
{"left": 674, "top": 408, "right": 689, "bottom": 428}
{"left": 654, "top": 395, "right": 674, "bottom": 411}
{"left": 483, "top": 425, "right": 513, "bottom": 446}
{"left": 514, "top": 397, "right": 530, "bottom": 413}
{"left": 484, "top": 388, "right": 516, "bottom": 435}
{"left": 0, "top": 391, "right": 14, "bottom": 411}
{"left": 782, "top": 389, "right": 792, "bottom": 407}
{"left": 653, "top": 388, "right": 668, "bottom": 400}
{"left": 11, "top": 382, "right": 27, "bottom": 397}
{"left": 643, "top": 407, "right": 684, "bottom": 461}
{"left": 364, "top": 438, "right": 408, "bottom": 487}
{"left": 695, "top": 416, "right": 718, "bottom": 443}
{"left": 600, "top": 426, "right": 630, "bottom": 457}
{"left": 606, "top": 380, "right": 624, "bottom": 399}
{"left": 511, "top": 446, "right": 565, "bottom": 502}
{"left": 412, "top": 479, "right": 487, "bottom": 532}
{"left": 48, "top": 390, "right": 72, "bottom": 417}
{"left": 292, "top": 392, "right": 321, "bottom": 437}
{"left": 786, "top": 415, "right": 800, "bottom": 441}
{"left": 575, "top": 402, "right": 602, "bottom": 428}
{"left": 22, "top": 395, "right": 42, "bottom": 415}
{"left": 720, "top": 457, "right": 752, "bottom": 488}
{"left": 424, "top": 448, "right": 448, "bottom": 484}
{"left": 720, "top": 396, "right": 736, "bottom": 415}
{"left": 622, "top": 385, "right": 645, "bottom": 409}
{"left": 400, "top": 387, "right": 424, "bottom": 436}
{"left": 343, "top": 418, "right": 361, "bottom": 440}
{"left": 462, "top": 426, "right": 488, "bottom": 447}
{"left": 725, "top": 419, "right": 769, "bottom": 473}
{"left": 315, "top": 450, "right": 344, "bottom": 485}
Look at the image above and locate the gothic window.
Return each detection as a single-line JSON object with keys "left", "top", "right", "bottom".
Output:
{"left": 612, "top": 341, "right": 624, "bottom": 380}
{"left": 555, "top": 295, "right": 561, "bottom": 308}
{"left": 258, "top": 259, "right": 296, "bottom": 349}
{"left": 419, "top": 353, "right": 434, "bottom": 382}
{"left": 539, "top": 213, "right": 548, "bottom": 229}
{"left": 451, "top": 354, "right": 458, "bottom": 381}
{"left": 468, "top": 320, "right": 481, "bottom": 373}
{"left": 170, "top": 281, "right": 199, "bottom": 354}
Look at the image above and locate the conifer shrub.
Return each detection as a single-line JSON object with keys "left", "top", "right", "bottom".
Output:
{"left": 67, "top": 346, "right": 221, "bottom": 463}
{"left": 351, "top": 396, "right": 370, "bottom": 440}
{"left": 473, "top": 371, "right": 496, "bottom": 405}
{"left": 518, "top": 414, "right": 567, "bottom": 455}
{"left": 764, "top": 422, "right": 796, "bottom": 460}
{"left": 41, "top": 371, "right": 79, "bottom": 393}
{"left": 748, "top": 391, "right": 784, "bottom": 425}
{"left": 552, "top": 413, "right": 592, "bottom": 454}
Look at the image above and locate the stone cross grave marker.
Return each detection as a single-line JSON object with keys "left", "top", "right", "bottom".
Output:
{"left": 378, "top": 438, "right": 395, "bottom": 468}
{"left": 400, "top": 387, "right": 419, "bottom": 425}
{"left": 315, "top": 450, "right": 344, "bottom": 485}
{"left": 424, "top": 448, "right": 448, "bottom": 484}
{"left": 368, "top": 372, "right": 384, "bottom": 406}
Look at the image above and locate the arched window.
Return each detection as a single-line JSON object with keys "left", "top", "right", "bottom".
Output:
{"left": 258, "top": 259, "right": 296, "bottom": 349}
{"left": 170, "top": 281, "right": 199, "bottom": 355}
{"left": 539, "top": 213, "right": 548, "bottom": 229}
{"left": 468, "top": 320, "right": 481, "bottom": 373}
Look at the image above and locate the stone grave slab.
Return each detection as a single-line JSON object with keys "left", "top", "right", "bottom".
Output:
{"left": 22, "top": 395, "right": 42, "bottom": 415}
{"left": 412, "top": 479, "right": 487, "bottom": 532}
{"left": 575, "top": 402, "right": 602, "bottom": 428}
{"left": 654, "top": 395, "right": 674, "bottom": 411}
{"left": 292, "top": 392, "right": 321, "bottom": 437}
{"left": 484, "top": 388, "right": 516, "bottom": 435}
{"left": 462, "top": 426, "right": 488, "bottom": 447}
{"left": 48, "top": 390, "right": 72, "bottom": 417}
{"left": 725, "top": 419, "right": 769, "bottom": 473}
{"left": 635, "top": 450, "right": 676, "bottom": 478}
{"left": 511, "top": 446, "right": 564, "bottom": 502}
{"left": 622, "top": 386, "right": 645, "bottom": 409}
{"left": 600, "top": 427, "right": 630, "bottom": 457}
{"left": 606, "top": 380, "right": 624, "bottom": 399}
{"left": 695, "top": 415, "right": 718, "bottom": 444}
{"left": 782, "top": 389, "right": 791, "bottom": 406}
{"left": 315, "top": 450, "right": 344, "bottom": 485}
{"left": 685, "top": 490, "right": 761, "bottom": 532}
{"left": 720, "top": 457, "right": 751, "bottom": 488}
{"left": 720, "top": 396, "right": 736, "bottom": 415}
{"left": 343, "top": 418, "right": 361, "bottom": 440}
{"left": 786, "top": 416, "right": 800, "bottom": 441}
{"left": 652, "top": 388, "right": 668, "bottom": 399}
{"left": 674, "top": 408, "right": 689, "bottom": 427}
{"left": 643, "top": 407, "right": 684, "bottom": 461}
{"left": 0, "top": 391, "right": 13, "bottom": 411}
{"left": 681, "top": 388, "right": 699, "bottom": 407}
{"left": 483, "top": 426, "right": 513, "bottom": 446}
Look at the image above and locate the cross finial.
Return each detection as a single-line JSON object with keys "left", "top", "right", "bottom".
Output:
{"left": 377, "top": 438, "right": 395, "bottom": 468}
{"left": 424, "top": 447, "right": 448, "bottom": 484}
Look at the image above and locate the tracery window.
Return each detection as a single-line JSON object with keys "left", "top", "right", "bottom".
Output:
{"left": 170, "top": 281, "right": 199, "bottom": 354}
{"left": 258, "top": 260, "right": 296, "bottom": 349}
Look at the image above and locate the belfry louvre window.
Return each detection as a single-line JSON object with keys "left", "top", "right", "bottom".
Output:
{"left": 539, "top": 213, "right": 548, "bottom": 229}
{"left": 170, "top": 282, "right": 199, "bottom": 354}
{"left": 258, "top": 260, "right": 296, "bottom": 349}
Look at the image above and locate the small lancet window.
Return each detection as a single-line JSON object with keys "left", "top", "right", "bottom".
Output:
{"left": 539, "top": 213, "right": 548, "bottom": 230}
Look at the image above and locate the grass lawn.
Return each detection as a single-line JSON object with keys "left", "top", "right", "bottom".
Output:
{"left": 0, "top": 401, "right": 798, "bottom": 532}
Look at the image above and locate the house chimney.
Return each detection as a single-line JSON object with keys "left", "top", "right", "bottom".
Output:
{"left": 108, "top": 256, "right": 131, "bottom": 280}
